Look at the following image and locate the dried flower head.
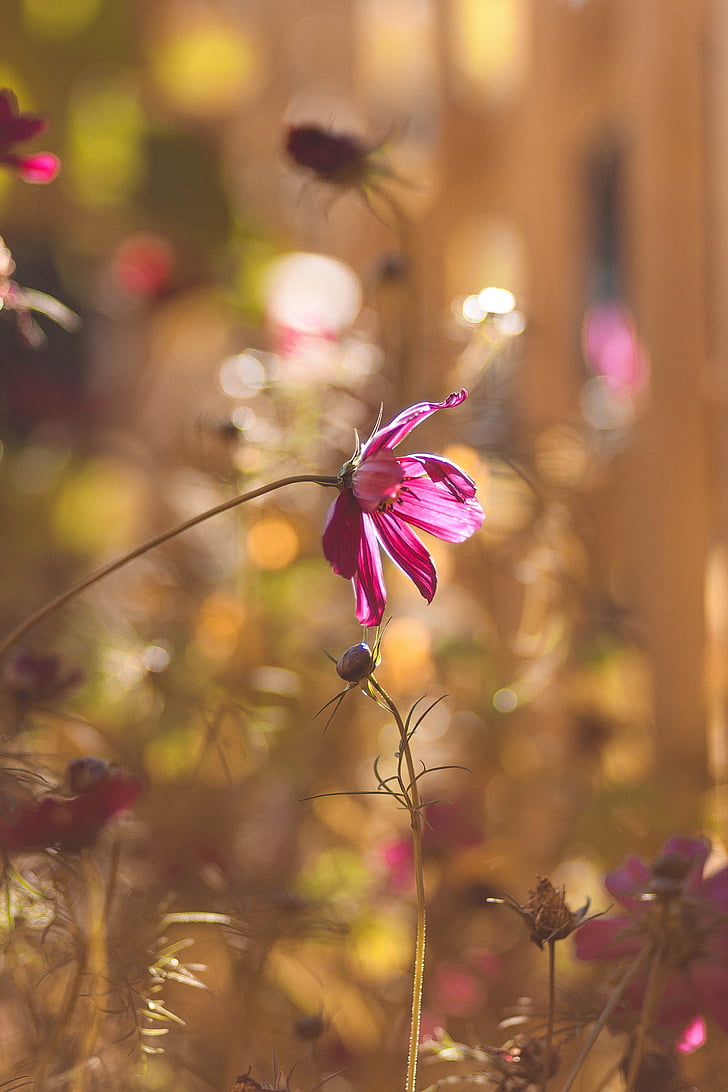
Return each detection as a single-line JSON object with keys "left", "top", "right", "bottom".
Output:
{"left": 490, "top": 876, "right": 592, "bottom": 949}
{"left": 423, "top": 1029, "right": 559, "bottom": 1092}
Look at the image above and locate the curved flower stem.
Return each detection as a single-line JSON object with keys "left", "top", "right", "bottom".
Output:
{"left": 0, "top": 474, "right": 340, "bottom": 658}
{"left": 541, "top": 939, "right": 556, "bottom": 1092}
{"left": 369, "top": 677, "right": 426, "bottom": 1092}
{"left": 559, "top": 945, "right": 652, "bottom": 1092}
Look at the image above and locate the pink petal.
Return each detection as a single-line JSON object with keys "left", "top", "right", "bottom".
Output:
{"left": 363, "top": 390, "right": 468, "bottom": 457}
{"left": 659, "top": 835, "right": 710, "bottom": 892}
{"left": 573, "top": 916, "right": 641, "bottom": 960}
{"left": 353, "top": 514, "right": 386, "bottom": 626}
{"left": 409, "top": 453, "right": 478, "bottom": 500}
{"left": 701, "top": 864, "right": 728, "bottom": 905}
{"left": 393, "top": 470, "right": 485, "bottom": 542}
{"left": 605, "top": 854, "right": 653, "bottom": 913}
{"left": 678, "top": 1016, "right": 706, "bottom": 1053}
{"left": 372, "top": 510, "right": 437, "bottom": 602}
{"left": 323, "top": 490, "right": 364, "bottom": 580}
{"left": 18, "top": 152, "right": 59, "bottom": 183}
{"left": 690, "top": 957, "right": 728, "bottom": 1032}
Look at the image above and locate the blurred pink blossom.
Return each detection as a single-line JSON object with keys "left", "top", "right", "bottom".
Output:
{"left": 0, "top": 89, "right": 59, "bottom": 183}
{"left": 574, "top": 835, "right": 728, "bottom": 1047}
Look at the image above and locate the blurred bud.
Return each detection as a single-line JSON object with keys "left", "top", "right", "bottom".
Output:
{"left": 67, "top": 756, "right": 109, "bottom": 794}
{"left": 3, "top": 649, "right": 85, "bottom": 701}
{"left": 336, "top": 642, "right": 374, "bottom": 683}
{"left": 294, "top": 1013, "right": 326, "bottom": 1041}
{"left": 648, "top": 850, "right": 695, "bottom": 900}
{"left": 285, "top": 124, "right": 369, "bottom": 187}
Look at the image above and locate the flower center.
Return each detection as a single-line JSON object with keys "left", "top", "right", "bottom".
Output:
{"left": 353, "top": 451, "right": 404, "bottom": 513}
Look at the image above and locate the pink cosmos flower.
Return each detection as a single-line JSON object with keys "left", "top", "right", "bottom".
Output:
{"left": 574, "top": 836, "right": 728, "bottom": 1044}
{"left": 0, "top": 89, "right": 59, "bottom": 183}
{"left": 322, "top": 390, "right": 484, "bottom": 626}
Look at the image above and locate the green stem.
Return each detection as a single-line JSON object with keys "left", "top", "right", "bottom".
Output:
{"left": 541, "top": 939, "right": 556, "bottom": 1092}
{"left": 559, "top": 945, "right": 652, "bottom": 1092}
{"left": 0, "top": 474, "right": 339, "bottom": 658}
{"left": 370, "top": 678, "right": 426, "bottom": 1092}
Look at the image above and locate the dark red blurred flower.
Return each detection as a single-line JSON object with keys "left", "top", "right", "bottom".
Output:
{"left": 574, "top": 836, "right": 728, "bottom": 1043}
{"left": 0, "top": 760, "right": 141, "bottom": 853}
{"left": 285, "top": 123, "right": 371, "bottom": 187}
{"left": 0, "top": 89, "right": 59, "bottom": 183}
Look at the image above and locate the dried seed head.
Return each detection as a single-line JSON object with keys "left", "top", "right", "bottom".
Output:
{"left": 336, "top": 642, "right": 374, "bottom": 683}
{"left": 522, "top": 877, "right": 579, "bottom": 947}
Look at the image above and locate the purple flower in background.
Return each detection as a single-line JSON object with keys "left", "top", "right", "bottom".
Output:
{"left": 323, "top": 390, "right": 484, "bottom": 626}
{"left": 0, "top": 89, "right": 59, "bottom": 183}
{"left": 574, "top": 836, "right": 728, "bottom": 1045}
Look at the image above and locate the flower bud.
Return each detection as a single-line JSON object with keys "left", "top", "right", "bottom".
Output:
{"left": 285, "top": 124, "right": 368, "bottom": 186}
{"left": 67, "top": 756, "right": 109, "bottom": 794}
{"left": 336, "top": 642, "right": 374, "bottom": 683}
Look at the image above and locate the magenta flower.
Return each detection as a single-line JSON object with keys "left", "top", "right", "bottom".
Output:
{"left": 323, "top": 390, "right": 484, "bottom": 626}
{"left": 574, "top": 836, "right": 728, "bottom": 1043}
{"left": 0, "top": 89, "right": 59, "bottom": 183}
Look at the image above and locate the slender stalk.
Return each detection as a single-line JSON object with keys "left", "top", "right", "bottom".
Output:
{"left": 0, "top": 474, "right": 340, "bottom": 658}
{"left": 623, "top": 939, "right": 667, "bottom": 1092}
{"left": 370, "top": 678, "right": 426, "bottom": 1092}
{"left": 541, "top": 939, "right": 556, "bottom": 1092}
{"left": 72, "top": 854, "right": 107, "bottom": 1092}
{"left": 559, "top": 945, "right": 652, "bottom": 1092}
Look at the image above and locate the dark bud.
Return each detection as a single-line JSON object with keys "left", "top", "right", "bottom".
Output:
{"left": 285, "top": 124, "right": 369, "bottom": 186}
{"left": 336, "top": 642, "right": 374, "bottom": 683}
{"left": 67, "top": 756, "right": 109, "bottom": 795}
{"left": 294, "top": 1013, "right": 326, "bottom": 1041}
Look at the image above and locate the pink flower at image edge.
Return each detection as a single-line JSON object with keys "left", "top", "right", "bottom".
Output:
{"left": 323, "top": 390, "right": 484, "bottom": 626}
{"left": 574, "top": 835, "right": 728, "bottom": 1048}
{"left": 0, "top": 89, "right": 59, "bottom": 184}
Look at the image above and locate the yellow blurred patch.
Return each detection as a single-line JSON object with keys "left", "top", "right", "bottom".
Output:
{"left": 52, "top": 457, "right": 147, "bottom": 555}
{"left": 193, "top": 592, "right": 246, "bottom": 663}
{"left": 152, "top": 19, "right": 260, "bottom": 118}
{"left": 23, "top": 0, "right": 101, "bottom": 37}
{"left": 247, "top": 516, "right": 299, "bottom": 570}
